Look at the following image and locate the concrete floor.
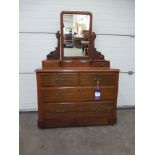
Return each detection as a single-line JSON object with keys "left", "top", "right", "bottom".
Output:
{"left": 19, "top": 109, "right": 135, "bottom": 155}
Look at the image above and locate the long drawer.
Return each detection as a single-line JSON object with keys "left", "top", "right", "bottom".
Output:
{"left": 40, "top": 73, "right": 78, "bottom": 87}
{"left": 41, "top": 86, "right": 115, "bottom": 102}
{"left": 43, "top": 101, "right": 114, "bottom": 119}
{"left": 79, "top": 73, "right": 116, "bottom": 86}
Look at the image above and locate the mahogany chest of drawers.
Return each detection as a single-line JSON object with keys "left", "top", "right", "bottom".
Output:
{"left": 36, "top": 67, "right": 119, "bottom": 128}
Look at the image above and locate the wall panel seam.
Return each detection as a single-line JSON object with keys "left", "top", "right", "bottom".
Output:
{"left": 19, "top": 72, "right": 135, "bottom": 74}
{"left": 19, "top": 32, "right": 135, "bottom": 37}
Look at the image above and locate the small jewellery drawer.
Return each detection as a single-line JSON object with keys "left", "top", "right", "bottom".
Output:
{"left": 40, "top": 73, "right": 78, "bottom": 87}
{"left": 79, "top": 73, "right": 116, "bottom": 86}
{"left": 43, "top": 103, "right": 77, "bottom": 119}
{"left": 41, "top": 87, "right": 115, "bottom": 103}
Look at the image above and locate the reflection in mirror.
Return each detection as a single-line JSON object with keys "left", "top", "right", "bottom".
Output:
{"left": 63, "top": 14, "right": 90, "bottom": 57}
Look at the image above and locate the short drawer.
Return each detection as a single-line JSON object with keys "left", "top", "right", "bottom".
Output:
{"left": 43, "top": 103, "right": 77, "bottom": 119}
{"left": 79, "top": 73, "right": 116, "bottom": 86}
{"left": 40, "top": 73, "right": 78, "bottom": 87}
{"left": 41, "top": 86, "right": 115, "bottom": 103}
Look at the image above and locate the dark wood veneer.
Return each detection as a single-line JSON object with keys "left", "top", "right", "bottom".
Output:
{"left": 36, "top": 67, "right": 119, "bottom": 128}
{"left": 41, "top": 86, "right": 115, "bottom": 102}
{"left": 40, "top": 73, "right": 78, "bottom": 87}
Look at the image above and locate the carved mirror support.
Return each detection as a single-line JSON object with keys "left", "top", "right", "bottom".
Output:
{"left": 46, "top": 31, "right": 60, "bottom": 60}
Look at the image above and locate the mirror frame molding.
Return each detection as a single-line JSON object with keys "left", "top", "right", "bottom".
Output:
{"left": 60, "top": 11, "right": 93, "bottom": 60}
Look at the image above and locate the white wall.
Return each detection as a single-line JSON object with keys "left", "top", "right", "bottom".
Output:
{"left": 19, "top": 0, "right": 135, "bottom": 111}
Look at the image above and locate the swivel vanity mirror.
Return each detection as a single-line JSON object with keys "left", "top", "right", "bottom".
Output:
{"left": 61, "top": 11, "right": 92, "bottom": 59}
{"left": 43, "top": 11, "right": 110, "bottom": 68}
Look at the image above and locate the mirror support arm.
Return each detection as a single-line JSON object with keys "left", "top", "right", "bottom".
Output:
{"left": 46, "top": 31, "right": 60, "bottom": 60}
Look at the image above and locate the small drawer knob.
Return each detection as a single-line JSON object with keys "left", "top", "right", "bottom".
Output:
{"left": 56, "top": 109, "right": 60, "bottom": 113}
{"left": 56, "top": 93, "right": 64, "bottom": 97}
{"left": 60, "top": 77, "right": 64, "bottom": 80}
{"left": 93, "top": 108, "right": 100, "bottom": 112}
{"left": 60, "top": 109, "right": 65, "bottom": 113}
{"left": 94, "top": 77, "right": 103, "bottom": 82}
{"left": 60, "top": 93, "right": 64, "bottom": 97}
{"left": 98, "top": 78, "right": 102, "bottom": 81}
{"left": 94, "top": 77, "right": 97, "bottom": 81}
{"left": 56, "top": 77, "right": 64, "bottom": 83}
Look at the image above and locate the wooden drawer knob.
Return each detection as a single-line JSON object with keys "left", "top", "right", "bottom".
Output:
{"left": 94, "top": 77, "right": 102, "bottom": 82}
{"left": 92, "top": 108, "right": 100, "bottom": 112}
{"left": 56, "top": 109, "right": 65, "bottom": 113}
{"left": 55, "top": 77, "right": 64, "bottom": 83}
{"left": 56, "top": 110, "right": 60, "bottom": 113}
{"left": 56, "top": 93, "right": 64, "bottom": 97}
{"left": 60, "top": 109, "right": 65, "bottom": 113}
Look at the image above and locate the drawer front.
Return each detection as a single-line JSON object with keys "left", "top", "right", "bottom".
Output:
{"left": 43, "top": 101, "right": 114, "bottom": 119}
{"left": 79, "top": 73, "right": 116, "bottom": 86}
{"left": 43, "top": 103, "right": 76, "bottom": 119}
{"left": 80, "top": 87, "right": 115, "bottom": 101}
{"left": 76, "top": 101, "right": 114, "bottom": 118}
{"left": 41, "top": 88, "right": 81, "bottom": 102}
{"left": 41, "top": 87, "right": 115, "bottom": 102}
{"left": 40, "top": 73, "right": 78, "bottom": 87}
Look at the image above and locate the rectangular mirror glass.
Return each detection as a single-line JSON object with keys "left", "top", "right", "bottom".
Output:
{"left": 61, "top": 12, "right": 92, "bottom": 59}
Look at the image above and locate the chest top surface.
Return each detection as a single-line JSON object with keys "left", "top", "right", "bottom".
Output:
{"left": 36, "top": 67, "right": 119, "bottom": 73}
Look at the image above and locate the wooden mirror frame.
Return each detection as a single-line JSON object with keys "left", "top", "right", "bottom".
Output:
{"left": 60, "top": 11, "right": 93, "bottom": 60}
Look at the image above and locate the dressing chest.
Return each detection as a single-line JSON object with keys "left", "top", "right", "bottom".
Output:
{"left": 36, "top": 11, "right": 119, "bottom": 128}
